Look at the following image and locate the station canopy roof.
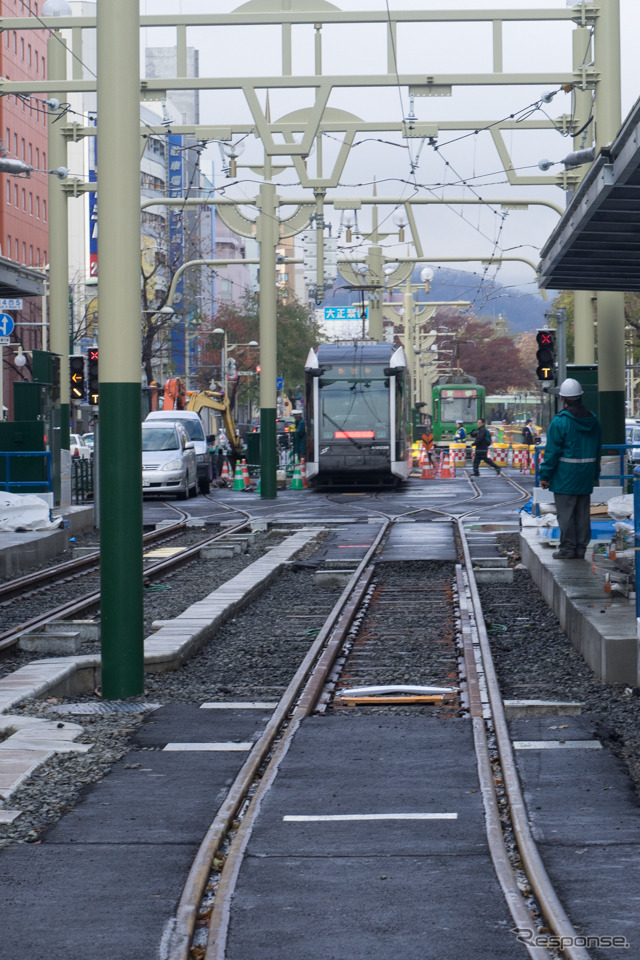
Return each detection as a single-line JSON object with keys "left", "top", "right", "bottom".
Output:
{"left": 538, "top": 95, "right": 640, "bottom": 292}
{"left": 0, "top": 256, "right": 46, "bottom": 298}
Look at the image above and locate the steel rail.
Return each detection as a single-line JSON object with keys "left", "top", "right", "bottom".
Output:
{"left": 456, "top": 565, "right": 552, "bottom": 960}
{"left": 168, "top": 521, "right": 389, "bottom": 960}
{"left": 458, "top": 519, "right": 592, "bottom": 960}
{"left": 0, "top": 514, "right": 189, "bottom": 604}
{"left": 0, "top": 517, "right": 251, "bottom": 655}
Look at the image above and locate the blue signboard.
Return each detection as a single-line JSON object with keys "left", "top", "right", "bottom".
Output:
{"left": 0, "top": 313, "right": 15, "bottom": 336}
{"left": 324, "top": 306, "right": 368, "bottom": 321}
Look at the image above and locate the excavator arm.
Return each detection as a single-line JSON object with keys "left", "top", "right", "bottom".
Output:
{"left": 186, "top": 390, "right": 243, "bottom": 456}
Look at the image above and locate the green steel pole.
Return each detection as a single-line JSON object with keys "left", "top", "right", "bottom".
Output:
{"left": 47, "top": 33, "right": 69, "bottom": 452}
{"left": 258, "top": 182, "right": 278, "bottom": 499}
{"left": 97, "top": 0, "right": 144, "bottom": 698}
{"left": 594, "top": 0, "right": 624, "bottom": 443}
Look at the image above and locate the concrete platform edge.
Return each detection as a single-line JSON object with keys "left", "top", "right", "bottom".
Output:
{"left": 520, "top": 529, "right": 637, "bottom": 685}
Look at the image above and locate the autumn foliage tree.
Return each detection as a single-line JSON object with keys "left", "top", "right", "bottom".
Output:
{"left": 432, "top": 308, "right": 537, "bottom": 393}
{"left": 193, "top": 291, "right": 325, "bottom": 408}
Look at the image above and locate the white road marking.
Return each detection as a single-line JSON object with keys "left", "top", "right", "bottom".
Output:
{"left": 283, "top": 813, "right": 458, "bottom": 822}
{"left": 163, "top": 742, "right": 253, "bottom": 752}
{"left": 513, "top": 740, "right": 602, "bottom": 750}
{"left": 200, "top": 702, "right": 277, "bottom": 709}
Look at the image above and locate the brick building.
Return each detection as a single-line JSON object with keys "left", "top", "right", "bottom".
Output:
{"left": 0, "top": 2, "right": 49, "bottom": 418}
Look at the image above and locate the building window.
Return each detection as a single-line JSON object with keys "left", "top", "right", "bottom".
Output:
{"left": 36, "top": 247, "right": 40, "bottom": 265}
{"left": 21, "top": 188, "right": 25, "bottom": 210}
{"left": 36, "top": 196, "right": 40, "bottom": 219}
{"left": 6, "top": 182, "right": 10, "bottom": 204}
{"left": 36, "top": 147, "right": 39, "bottom": 168}
{"left": 14, "top": 239, "right": 18, "bottom": 260}
{"left": 29, "top": 193, "right": 33, "bottom": 215}
{"left": 35, "top": 51, "right": 38, "bottom": 73}
{"left": 13, "top": 184, "right": 17, "bottom": 206}
{"left": 43, "top": 151, "right": 46, "bottom": 168}
{"left": 28, "top": 143, "right": 32, "bottom": 165}
{"left": 21, "top": 138, "right": 25, "bottom": 160}
{"left": 28, "top": 45, "right": 32, "bottom": 68}
{"left": 43, "top": 199, "right": 47, "bottom": 221}
{"left": 22, "top": 242, "right": 26, "bottom": 263}
{"left": 13, "top": 133, "right": 17, "bottom": 156}
{"left": 7, "top": 236, "right": 10, "bottom": 258}
{"left": 20, "top": 37, "right": 24, "bottom": 60}
{"left": 29, "top": 245, "right": 33, "bottom": 265}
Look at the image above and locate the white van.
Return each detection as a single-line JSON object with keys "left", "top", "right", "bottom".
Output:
{"left": 144, "top": 410, "right": 213, "bottom": 494}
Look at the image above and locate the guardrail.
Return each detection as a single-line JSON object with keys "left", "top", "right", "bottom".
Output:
{"left": 0, "top": 450, "right": 52, "bottom": 492}
{"left": 71, "top": 456, "right": 93, "bottom": 503}
{"left": 532, "top": 443, "right": 639, "bottom": 487}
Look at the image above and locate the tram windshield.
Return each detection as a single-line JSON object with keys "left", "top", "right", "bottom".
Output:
{"left": 318, "top": 366, "right": 390, "bottom": 441}
{"left": 439, "top": 389, "right": 479, "bottom": 423}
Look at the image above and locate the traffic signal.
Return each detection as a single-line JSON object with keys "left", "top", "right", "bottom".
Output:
{"left": 87, "top": 348, "right": 99, "bottom": 405}
{"left": 69, "top": 354, "right": 86, "bottom": 401}
{"left": 535, "top": 329, "right": 556, "bottom": 381}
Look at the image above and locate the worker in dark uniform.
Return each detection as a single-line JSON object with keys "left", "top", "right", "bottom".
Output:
{"left": 522, "top": 419, "right": 535, "bottom": 445}
{"left": 470, "top": 418, "right": 501, "bottom": 476}
{"left": 539, "top": 378, "right": 601, "bottom": 560}
{"left": 292, "top": 409, "right": 306, "bottom": 460}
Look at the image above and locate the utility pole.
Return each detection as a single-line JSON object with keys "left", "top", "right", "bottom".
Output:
{"left": 257, "top": 183, "right": 278, "bottom": 499}
{"left": 594, "top": 0, "right": 625, "bottom": 444}
{"left": 97, "top": 0, "right": 144, "bottom": 698}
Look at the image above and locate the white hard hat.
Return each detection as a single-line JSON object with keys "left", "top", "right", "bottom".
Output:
{"left": 559, "top": 377, "right": 583, "bottom": 398}
{"left": 292, "top": 409, "right": 303, "bottom": 415}
{"left": 456, "top": 419, "right": 463, "bottom": 424}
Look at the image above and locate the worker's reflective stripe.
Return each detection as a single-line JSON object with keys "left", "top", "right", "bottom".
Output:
{"left": 559, "top": 457, "right": 597, "bottom": 463}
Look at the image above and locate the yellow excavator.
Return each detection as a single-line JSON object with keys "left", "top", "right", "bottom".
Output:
{"left": 186, "top": 389, "right": 243, "bottom": 460}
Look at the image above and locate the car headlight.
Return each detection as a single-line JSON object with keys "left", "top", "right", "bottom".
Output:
{"left": 161, "top": 459, "right": 184, "bottom": 472}
{"left": 196, "top": 453, "right": 206, "bottom": 462}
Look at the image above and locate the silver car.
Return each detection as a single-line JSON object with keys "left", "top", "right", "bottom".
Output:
{"left": 142, "top": 421, "right": 197, "bottom": 499}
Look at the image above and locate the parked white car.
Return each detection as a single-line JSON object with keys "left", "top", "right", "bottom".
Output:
{"left": 142, "top": 421, "right": 197, "bottom": 499}
{"left": 70, "top": 433, "right": 92, "bottom": 459}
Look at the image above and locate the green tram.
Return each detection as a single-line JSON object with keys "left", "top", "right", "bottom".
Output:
{"left": 431, "top": 378, "right": 486, "bottom": 445}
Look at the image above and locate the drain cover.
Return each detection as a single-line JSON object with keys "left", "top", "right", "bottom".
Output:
{"left": 45, "top": 702, "right": 161, "bottom": 716}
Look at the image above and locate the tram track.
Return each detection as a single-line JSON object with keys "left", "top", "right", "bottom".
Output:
{"left": 165, "top": 496, "right": 587, "bottom": 960}
{"left": 0, "top": 498, "right": 253, "bottom": 657}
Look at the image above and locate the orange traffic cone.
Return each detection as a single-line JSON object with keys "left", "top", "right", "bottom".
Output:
{"left": 241, "top": 458, "right": 251, "bottom": 488}
{"left": 449, "top": 453, "right": 456, "bottom": 478}
{"left": 300, "top": 458, "right": 309, "bottom": 488}
{"left": 421, "top": 458, "right": 435, "bottom": 479}
{"left": 221, "top": 459, "right": 230, "bottom": 482}
{"left": 440, "top": 452, "right": 452, "bottom": 479}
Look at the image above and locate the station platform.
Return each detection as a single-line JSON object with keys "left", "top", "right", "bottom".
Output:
{"left": 521, "top": 527, "right": 639, "bottom": 687}
{"left": 0, "top": 504, "right": 95, "bottom": 578}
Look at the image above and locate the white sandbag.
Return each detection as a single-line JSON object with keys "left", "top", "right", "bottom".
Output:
{"left": 0, "top": 492, "right": 61, "bottom": 532}
{"left": 606, "top": 494, "right": 633, "bottom": 521}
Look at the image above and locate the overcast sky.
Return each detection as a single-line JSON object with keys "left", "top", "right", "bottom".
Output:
{"left": 138, "top": 1, "right": 640, "bottom": 300}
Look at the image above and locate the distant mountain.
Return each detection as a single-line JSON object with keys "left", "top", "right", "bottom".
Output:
{"left": 323, "top": 267, "right": 555, "bottom": 335}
